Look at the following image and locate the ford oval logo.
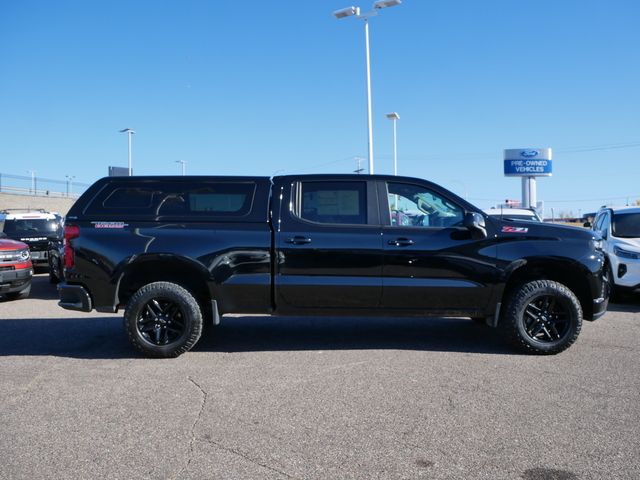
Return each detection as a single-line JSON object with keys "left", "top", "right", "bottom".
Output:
{"left": 520, "top": 150, "right": 539, "bottom": 158}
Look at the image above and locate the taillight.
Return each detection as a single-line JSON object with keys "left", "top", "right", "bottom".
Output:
{"left": 64, "top": 225, "right": 80, "bottom": 268}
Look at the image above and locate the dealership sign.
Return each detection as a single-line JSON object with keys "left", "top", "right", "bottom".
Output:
{"left": 504, "top": 148, "right": 552, "bottom": 177}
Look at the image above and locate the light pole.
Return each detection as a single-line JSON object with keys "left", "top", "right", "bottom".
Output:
{"left": 27, "top": 170, "right": 36, "bottom": 194}
{"left": 334, "top": 0, "right": 401, "bottom": 175}
{"left": 65, "top": 175, "right": 75, "bottom": 197}
{"left": 386, "top": 112, "right": 400, "bottom": 176}
{"left": 175, "top": 160, "right": 187, "bottom": 176}
{"left": 119, "top": 128, "right": 135, "bottom": 176}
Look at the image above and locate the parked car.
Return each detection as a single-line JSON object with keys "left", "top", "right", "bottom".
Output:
{"left": 483, "top": 207, "right": 542, "bottom": 222}
{"left": 0, "top": 209, "right": 63, "bottom": 270}
{"left": 591, "top": 206, "right": 640, "bottom": 298}
{"left": 0, "top": 232, "right": 33, "bottom": 300}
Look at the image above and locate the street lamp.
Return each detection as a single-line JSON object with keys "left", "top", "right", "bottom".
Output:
{"left": 27, "top": 170, "right": 36, "bottom": 194}
{"left": 386, "top": 112, "right": 400, "bottom": 176}
{"left": 65, "top": 175, "right": 76, "bottom": 197}
{"left": 119, "top": 128, "right": 135, "bottom": 176}
{"left": 175, "top": 160, "right": 187, "bottom": 176}
{"left": 334, "top": 0, "right": 401, "bottom": 175}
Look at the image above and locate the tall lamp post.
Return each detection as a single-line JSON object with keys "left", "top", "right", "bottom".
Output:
{"left": 386, "top": 112, "right": 400, "bottom": 176}
{"left": 27, "top": 170, "right": 36, "bottom": 194}
{"left": 65, "top": 175, "right": 75, "bottom": 197}
{"left": 334, "top": 0, "right": 401, "bottom": 175}
{"left": 119, "top": 128, "right": 135, "bottom": 176}
{"left": 175, "top": 160, "right": 187, "bottom": 176}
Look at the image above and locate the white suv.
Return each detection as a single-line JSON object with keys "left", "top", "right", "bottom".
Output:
{"left": 591, "top": 206, "right": 640, "bottom": 297}
{"left": 483, "top": 207, "right": 542, "bottom": 222}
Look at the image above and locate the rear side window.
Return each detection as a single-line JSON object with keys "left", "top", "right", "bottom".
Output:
{"left": 298, "top": 181, "right": 367, "bottom": 225}
{"left": 86, "top": 181, "right": 257, "bottom": 218}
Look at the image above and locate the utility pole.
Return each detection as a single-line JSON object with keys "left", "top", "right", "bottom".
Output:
{"left": 354, "top": 156, "right": 365, "bottom": 174}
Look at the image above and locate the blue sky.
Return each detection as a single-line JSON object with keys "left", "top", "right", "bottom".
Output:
{"left": 1, "top": 0, "right": 639, "bottom": 215}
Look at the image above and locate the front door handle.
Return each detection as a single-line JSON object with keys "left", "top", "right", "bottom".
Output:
{"left": 285, "top": 236, "right": 312, "bottom": 245}
{"left": 388, "top": 237, "right": 414, "bottom": 247}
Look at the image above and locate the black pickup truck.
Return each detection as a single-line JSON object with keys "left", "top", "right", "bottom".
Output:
{"left": 58, "top": 174, "right": 609, "bottom": 357}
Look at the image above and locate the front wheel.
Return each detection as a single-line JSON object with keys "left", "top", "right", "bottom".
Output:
{"left": 124, "top": 281, "right": 203, "bottom": 358}
{"left": 501, "top": 280, "right": 582, "bottom": 355}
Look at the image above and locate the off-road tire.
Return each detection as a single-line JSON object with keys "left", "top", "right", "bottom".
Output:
{"left": 124, "top": 281, "right": 203, "bottom": 358}
{"left": 501, "top": 280, "right": 582, "bottom": 355}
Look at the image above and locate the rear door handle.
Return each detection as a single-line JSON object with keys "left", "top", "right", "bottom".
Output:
{"left": 285, "top": 236, "right": 312, "bottom": 245}
{"left": 388, "top": 238, "right": 414, "bottom": 247}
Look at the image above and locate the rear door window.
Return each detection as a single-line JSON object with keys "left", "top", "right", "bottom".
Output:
{"left": 296, "top": 181, "right": 367, "bottom": 225}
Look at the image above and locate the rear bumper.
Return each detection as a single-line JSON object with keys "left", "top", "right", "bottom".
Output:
{"left": 58, "top": 282, "right": 93, "bottom": 312}
{"left": 0, "top": 267, "right": 32, "bottom": 294}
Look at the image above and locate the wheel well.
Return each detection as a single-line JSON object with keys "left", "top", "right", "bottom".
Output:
{"left": 503, "top": 261, "right": 593, "bottom": 319}
{"left": 117, "top": 260, "right": 211, "bottom": 316}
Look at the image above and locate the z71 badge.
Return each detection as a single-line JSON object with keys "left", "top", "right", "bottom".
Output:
{"left": 502, "top": 226, "right": 529, "bottom": 233}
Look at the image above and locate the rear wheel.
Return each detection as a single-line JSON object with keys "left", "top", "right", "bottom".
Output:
{"left": 124, "top": 281, "right": 203, "bottom": 358}
{"left": 49, "top": 259, "right": 61, "bottom": 284}
{"left": 501, "top": 280, "right": 582, "bottom": 355}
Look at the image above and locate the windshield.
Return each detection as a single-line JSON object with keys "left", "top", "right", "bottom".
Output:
{"left": 612, "top": 212, "right": 640, "bottom": 238}
{"left": 2, "top": 219, "right": 61, "bottom": 237}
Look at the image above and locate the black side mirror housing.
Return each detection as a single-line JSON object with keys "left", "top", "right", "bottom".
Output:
{"left": 583, "top": 222, "right": 592, "bottom": 229}
{"left": 464, "top": 212, "right": 487, "bottom": 239}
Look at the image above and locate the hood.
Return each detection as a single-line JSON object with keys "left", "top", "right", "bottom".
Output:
{"left": 613, "top": 237, "right": 640, "bottom": 251}
{"left": 487, "top": 216, "right": 599, "bottom": 241}
{"left": 0, "top": 239, "right": 29, "bottom": 251}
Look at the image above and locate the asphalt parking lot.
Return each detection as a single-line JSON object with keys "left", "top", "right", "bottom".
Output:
{"left": 1, "top": 275, "right": 639, "bottom": 480}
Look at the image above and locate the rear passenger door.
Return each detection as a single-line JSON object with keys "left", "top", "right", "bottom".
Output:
{"left": 274, "top": 178, "right": 383, "bottom": 310}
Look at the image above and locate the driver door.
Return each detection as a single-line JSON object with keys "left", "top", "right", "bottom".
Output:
{"left": 380, "top": 180, "right": 497, "bottom": 313}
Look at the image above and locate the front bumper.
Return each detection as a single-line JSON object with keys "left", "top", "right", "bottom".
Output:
{"left": 0, "top": 267, "right": 33, "bottom": 294}
{"left": 592, "top": 296, "right": 609, "bottom": 320}
{"left": 29, "top": 250, "right": 49, "bottom": 265}
{"left": 58, "top": 282, "right": 93, "bottom": 312}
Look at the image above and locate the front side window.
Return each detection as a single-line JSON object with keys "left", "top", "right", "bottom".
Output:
{"left": 612, "top": 212, "right": 640, "bottom": 238}
{"left": 298, "top": 181, "right": 367, "bottom": 225}
{"left": 387, "top": 182, "right": 463, "bottom": 228}
{"left": 599, "top": 212, "right": 611, "bottom": 237}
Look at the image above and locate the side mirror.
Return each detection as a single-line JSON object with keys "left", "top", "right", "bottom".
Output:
{"left": 0, "top": 232, "right": 6, "bottom": 239}
{"left": 583, "top": 222, "right": 592, "bottom": 229}
{"left": 464, "top": 212, "right": 487, "bottom": 240}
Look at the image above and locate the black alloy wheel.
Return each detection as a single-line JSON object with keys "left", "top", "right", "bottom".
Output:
{"left": 124, "top": 281, "right": 203, "bottom": 358}
{"left": 522, "top": 295, "right": 571, "bottom": 343}
{"left": 137, "top": 297, "right": 186, "bottom": 346}
{"left": 502, "top": 280, "right": 582, "bottom": 355}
